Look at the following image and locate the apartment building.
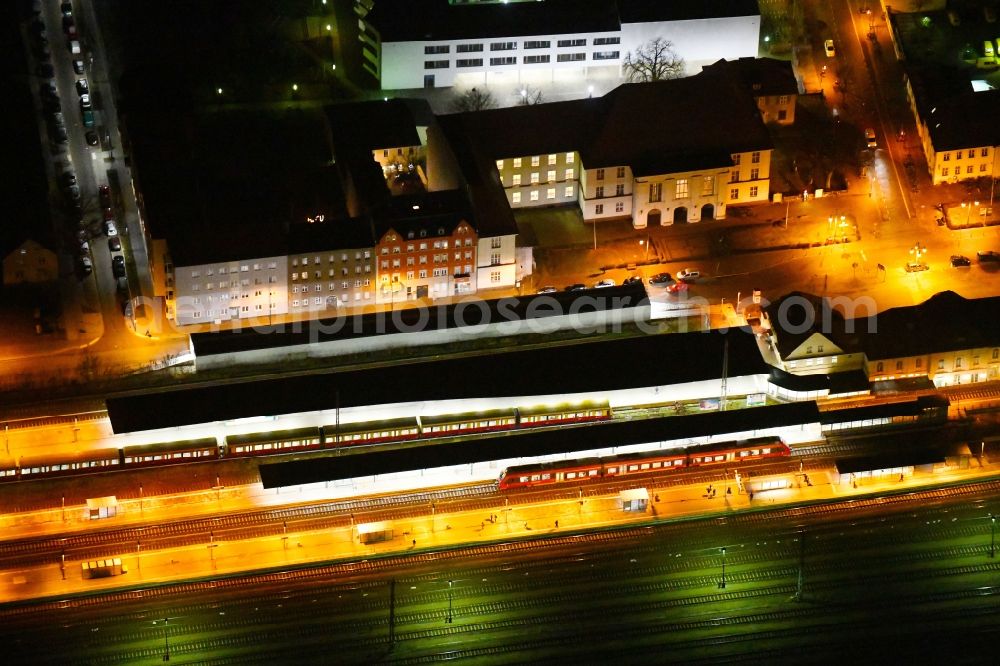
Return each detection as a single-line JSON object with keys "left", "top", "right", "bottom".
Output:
{"left": 358, "top": 0, "right": 761, "bottom": 91}
{"left": 450, "top": 66, "right": 773, "bottom": 229}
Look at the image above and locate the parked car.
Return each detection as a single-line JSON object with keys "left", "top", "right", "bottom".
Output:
{"left": 99, "top": 184, "right": 112, "bottom": 208}
{"left": 80, "top": 93, "right": 91, "bottom": 110}
{"left": 69, "top": 40, "right": 81, "bottom": 55}
{"left": 50, "top": 111, "right": 65, "bottom": 127}
{"left": 102, "top": 206, "right": 114, "bottom": 222}
{"left": 536, "top": 286, "right": 558, "bottom": 294}
{"left": 649, "top": 272, "right": 674, "bottom": 285}
{"left": 978, "top": 250, "right": 1000, "bottom": 263}
{"left": 79, "top": 240, "right": 90, "bottom": 254}
{"left": 76, "top": 78, "right": 88, "bottom": 95}
{"left": 950, "top": 255, "right": 971, "bottom": 267}
{"left": 72, "top": 59, "right": 84, "bottom": 75}
{"left": 676, "top": 268, "right": 701, "bottom": 282}
{"left": 905, "top": 262, "right": 929, "bottom": 273}
{"left": 61, "top": 2, "right": 73, "bottom": 16}
{"left": 82, "top": 109, "right": 95, "bottom": 127}
{"left": 52, "top": 125, "right": 68, "bottom": 144}
{"left": 594, "top": 279, "right": 616, "bottom": 288}
{"left": 66, "top": 24, "right": 78, "bottom": 39}
{"left": 112, "top": 254, "right": 126, "bottom": 278}
{"left": 67, "top": 184, "right": 81, "bottom": 202}
{"left": 85, "top": 130, "right": 99, "bottom": 146}
{"left": 564, "top": 283, "right": 586, "bottom": 291}
{"left": 865, "top": 127, "right": 877, "bottom": 149}
{"left": 666, "top": 281, "right": 689, "bottom": 294}
{"left": 60, "top": 171, "right": 77, "bottom": 188}
{"left": 62, "top": 15, "right": 75, "bottom": 32}
{"left": 622, "top": 276, "right": 644, "bottom": 285}
{"left": 40, "top": 81, "right": 57, "bottom": 98}
{"left": 108, "top": 236, "right": 121, "bottom": 252}
{"left": 104, "top": 219, "right": 118, "bottom": 237}
{"left": 824, "top": 39, "right": 836, "bottom": 57}
{"left": 79, "top": 255, "right": 92, "bottom": 274}
{"left": 36, "top": 62, "right": 54, "bottom": 78}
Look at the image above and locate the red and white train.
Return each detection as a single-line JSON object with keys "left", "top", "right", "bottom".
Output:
{"left": 497, "top": 436, "right": 789, "bottom": 490}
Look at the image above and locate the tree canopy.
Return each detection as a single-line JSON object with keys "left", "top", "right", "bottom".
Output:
{"left": 622, "top": 38, "right": 686, "bottom": 83}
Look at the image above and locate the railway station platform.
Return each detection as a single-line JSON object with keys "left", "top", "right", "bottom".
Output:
{"left": 1, "top": 453, "right": 998, "bottom": 606}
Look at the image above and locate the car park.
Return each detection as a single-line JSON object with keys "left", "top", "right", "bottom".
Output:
{"left": 649, "top": 272, "right": 674, "bottom": 285}
{"left": 112, "top": 255, "right": 126, "bottom": 278}
{"left": 564, "top": 283, "right": 586, "bottom": 291}
{"left": 865, "top": 128, "right": 877, "bottom": 148}
{"left": 824, "top": 39, "right": 835, "bottom": 57}
{"left": 85, "top": 130, "right": 99, "bottom": 146}
{"left": 72, "top": 60, "right": 84, "bottom": 75}
{"left": 594, "top": 279, "right": 616, "bottom": 288}
{"left": 978, "top": 250, "right": 1000, "bottom": 263}
{"left": 536, "top": 286, "right": 557, "bottom": 294}
{"left": 676, "top": 268, "right": 701, "bottom": 282}
{"left": 76, "top": 78, "right": 89, "bottom": 95}
{"left": 108, "top": 236, "right": 121, "bottom": 252}
{"left": 104, "top": 220, "right": 118, "bottom": 237}
{"left": 950, "top": 255, "right": 971, "bottom": 267}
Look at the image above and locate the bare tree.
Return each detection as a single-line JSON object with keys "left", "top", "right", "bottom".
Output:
{"left": 622, "top": 37, "right": 686, "bottom": 83}
{"left": 514, "top": 85, "right": 543, "bottom": 105}
{"left": 450, "top": 87, "right": 497, "bottom": 113}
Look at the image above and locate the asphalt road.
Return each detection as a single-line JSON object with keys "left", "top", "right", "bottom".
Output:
{"left": 5, "top": 478, "right": 1000, "bottom": 664}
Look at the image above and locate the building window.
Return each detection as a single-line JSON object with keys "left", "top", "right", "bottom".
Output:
{"left": 675, "top": 179, "right": 688, "bottom": 198}
{"left": 490, "top": 252, "right": 501, "bottom": 265}
{"left": 967, "top": 165, "right": 974, "bottom": 174}
{"left": 749, "top": 168, "right": 759, "bottom": 180}
{"left": 969, "top": 149, "right": 975, "bottom": 158}
{"left": 981, "top": 164, "right": 987, "bottom": 172}
{"left": 512, "top": 174, "right": 521, "bottom": 186}
{"left": 547, "top": 170, "right": 556, "bottom": 182}
{"left": 495, "top": 159, "right": 504, "bottom": 171}
{"left": 424, "top": 60, "right": 449, "bottom": 69}
{"left": 596, "top": 168, "right": 604, "bottom": 180}
{"left": 593, "top": 36, "right": 621, "bottom": 45}
{"left": 547, "top": 154, "right": 557, "bottom": 165}
{"left": 566, "top": 152, "right": 574, "bottom": 164}
{"left": 982, "top": 148, "right": 990, "bottom": 157}
{"left": 557, "top": 39, "right": 586, "bottom": 47}
{"left": 702, "top": 176, "right": 714, "bottom": 196}
{"left": 730, "top": 188, "right": 739, "bottom": 200}
{"left": 524, "top": 55, "right": 550, "bottom": 64}
{"left": 547, "top": 188, "right": 556, "bottom": 199}
{"left": 750, "top": 186, "right": 759, "bottom": 197}
{"left": 531, "top": 172, "right": 540, "bottom": 184}
{"left": 512, "top": 192, "right": 521, "bottom": 204}
{"left": 994, "top": 348, "right": 999, "bottom": 359}
{"left": 565, "top": 185, "right": 574, "bottom": 197}
{"left": 530, "top": 190, "right": 539, "bottom": 201}
{"left": 593, "top": 51, "right": 619, "bottom": 60}
{"left": 777, "top": 109, "right": 787, "bottom": 121}
{"left": 896, "top": 361, "right": 903, "bottom": 370}
{"left": 490, "top": 56, "right": 517, "bottom": 66}
{"left": 730, "top": 170, "right": 739, "bottom": 183}
{"left": 615, "top": 184, "right": 624, "bottom": 196}
{"left": 916, "top": 358, "right": 922, "bottom": 368}
{"left": 524, "top": 40, "right": 550, "bottom": 49}
{"left": 424, "top": 45, "right": 449, "bottom": 54}
{"left": 615, "top": 167, "right": 625, "bottom": 179}
{"left": 596, "top": 186, "right": 604, "bottom": 198}
{"left": 490, "top": 271, "right": 502, "bottom": 282}
{"left": 956, "top": 357, "right": 963, "bottom": 368}
{"left": 531, "top": 155, "right": 540, "bottom": 167}
{"left": 942, "top": 167, "right": 949, "bottom": 177}
{"left": 513, "top": 157, "right": 522, "bottom": 168}
{"left": 456, "top": 58, "right": 484, "bottom": 68}
{"left": 595, "top": 204, "right": 604, "bottom": 214}
{"left": 778, "top": 95, "right": 789, "bottom": 104}
{"left": 456, "top": 43, "right": 483, "bottom": 53}
{"left": 490, "top": 41, "right": 517, "bottom": 51}
{"left": 943, "top": 153, "right": 950, "bottom": 161}
{"left": 751, "top": 151, "right": 761, "bottom": 164}
{"left": 732, "top": 154, "right": 741, "bottom": 165}
{"left": 557, "top": 53, "right": 586, "bottom": 62}
{"left": 564, "top": 168, "right": 574, "bottom": 181}
{"left": 615, "top": 201, "right": 624, "bottom": 213}
{"left": 876, "top": 362, "right": 883, "bottom": 372}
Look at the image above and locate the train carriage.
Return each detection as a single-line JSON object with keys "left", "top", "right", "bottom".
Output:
{"left": 419, "top": 409, "right": 518, "bottom": 437}
{"left": 225, "top": 427, "right": 323, "bottom": 458}
{"left": 122, "top": 438, "right": 220, "bottom": 467}
{"left": 499, "top": 457, "right": 604, "bottom": 490}
{"left": 602, "top": 450, "right": 688, "bottom": 478}
{"left": 685, "top": 436, "right": 787, "bottom": 466}
{"left": 18, "top": 448, "right": 121, "bottom": 480}
{"left": 517, "top": 401, "right": 612, "bottom": 427}
{"left": 0, "top": 458, "right": 20, "bottom": 481}
{"left": 322, "top": 417, "right": 421, "bottom": 447}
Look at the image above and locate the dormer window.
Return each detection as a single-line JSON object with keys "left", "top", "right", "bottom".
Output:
{"left": 438, "top": 227, "right": 445, "bottom": 235}
{"left": 407, "top": 231, "right": 414, "bottom": 239}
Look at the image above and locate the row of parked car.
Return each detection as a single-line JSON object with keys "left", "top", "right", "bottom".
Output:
{"left": 950, "top": 251, "right": 1000, "bottom": 267}
{"left": 537, "top": 269, "right": 702, "bottom": 295}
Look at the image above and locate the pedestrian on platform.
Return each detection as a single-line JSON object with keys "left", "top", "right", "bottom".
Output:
{"left": 555, "top": 520, "right": 559, "bottom": 528}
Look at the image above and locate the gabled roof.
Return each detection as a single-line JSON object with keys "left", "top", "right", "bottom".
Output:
{"left": 325, "top": 99, "right": 429, "bottom": 152}
{"left": 764, "top": 291, "right": 865, "bottom": 360}
{"left": 702, "top": 57, "right": 799, "bottom": 97}
{"left": 445, "top": 66, "right": 771, "bottom": 176}
{"left": 861, "top": 291, "right": 1000, "bottom": 360}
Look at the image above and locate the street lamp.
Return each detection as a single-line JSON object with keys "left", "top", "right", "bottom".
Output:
{"left": 718, "top": 547, "right": 727, "bottom": 589}
{"left": 991, "top": 514, "right": 996, "bottom": 558}
{"left": 909, "top": 241, "right": 926, "bottom": 267}
{"left": 639, "top": 238, "right": 649, "bottom": 261}
{"left": 446, "top": 580, "right": 454, "bottom": 623}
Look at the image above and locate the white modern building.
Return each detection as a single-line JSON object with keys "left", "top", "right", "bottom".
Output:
{"left": 358, "top": 0, "right": 761, "bottom": 91}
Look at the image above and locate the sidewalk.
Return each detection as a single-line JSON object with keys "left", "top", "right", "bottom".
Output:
{"left": 3, "top": 457, "right": 997, "bottom": 605}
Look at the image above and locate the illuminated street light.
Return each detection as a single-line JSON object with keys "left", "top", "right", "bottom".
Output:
{"left": 446, "top": 580, "right": 454, "bottom": 623}
{"left": 216, "top": 87, "right": 223, "bottom": 95}
{"left": 909, "top": 241, "right": 926, "bottom": 266}
{"left": 292, "top": 83, "right": 299, "bottom": 92}
{"left": 991, "top": 514, "right": 996, "bottom": 558}
{"left": 718, "top": 547, "right": 727, "bottom": 589}
{"left": 326, "top": 24, "right": 332, "bottom": 31}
